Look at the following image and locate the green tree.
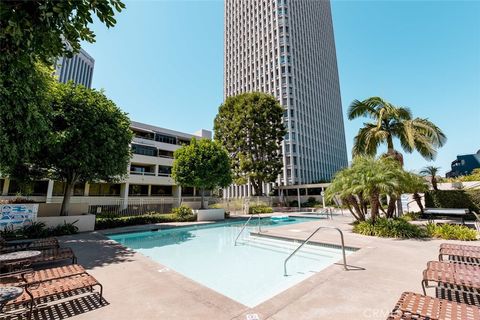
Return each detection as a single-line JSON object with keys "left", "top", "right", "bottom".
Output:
{"left": 326, "top": 156, "right": 409, "bottom": 223}
{"left": 348, "top": 97, "right": 446, "bottom": 161}
{"left": 0, "top": 0, "right": 125, "bottom": 173}
{"left": 37, "top": 82, "right": 132, "bottom": 215}
{"left": 420, "top": 166, "right": 441, "bottom": 190}
{"left": 172, "top": 139, "right": 232, "bottom": 209}
{"left": 214, "top": 92, "right": 286, "bottom": 196}
{"left": 401, "top": 172, "right": 429, "bottom": 213}
{"left": 348, "top": 97, "right": 446, "bottom": 214}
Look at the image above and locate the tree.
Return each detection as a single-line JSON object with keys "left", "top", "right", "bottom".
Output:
{"left": 0, "top": 0, "right": 125, "bottom": 173}
{"left": 326, "top": 156, "right": 414, "bottom": 223}
{"left": 349, "top": 97, "right": 446, "bottom": 160}
{"left": 420, "top": 166, "right": 441, "bottom": 190}
{"left": 348, "top": 97, "right": 446, "bottom": 215}
{"left": 402, "top": 172, "right": 429, "bottom": 213}
{"left": 214, "top": 92, "right": 286, "bottom": 196}
{"left": 38, "top": 82, "right": 132, "bottom": 215}
{"left": 172, "top": 139, "right": 232, "bottom": 209}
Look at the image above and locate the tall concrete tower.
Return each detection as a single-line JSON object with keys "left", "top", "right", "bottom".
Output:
{"left": 55, "top": 48, "right": 95, "bottom": 88}
{"left": 224, "top": 0, "right": 348, "bottom": 187}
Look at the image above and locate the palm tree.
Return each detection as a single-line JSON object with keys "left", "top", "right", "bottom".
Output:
{"left": 348, "top": 97, "right": 446, "bottom": 215}
{"left": 348, "top": 97, "right": 447, "bottom": 161}
{"left": 420, "top": 166, "right": 440, "bottom": 190}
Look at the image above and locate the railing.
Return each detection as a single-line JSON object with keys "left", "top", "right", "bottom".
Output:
{"left": 234, "top": 214, "right": 262, "bottom": 246}
{"left": 283, "top": 226, "right": 348, "bottom": 276}
{"left": 129, "top": 171, "right": 155, "bottom": 176}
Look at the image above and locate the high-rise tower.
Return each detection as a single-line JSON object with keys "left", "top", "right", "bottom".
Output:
{"left": 224, "top": 0, "right": 348, "bottom": 186}
{"left": 55, "top": 48, "right": 95, "bottom": 88}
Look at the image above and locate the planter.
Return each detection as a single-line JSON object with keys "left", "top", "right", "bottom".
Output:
{"left": 196, "top": 208, "right": 225, "bottom": 221}
{"left": 37, "top": 214, "right": 95, "bottom": 232}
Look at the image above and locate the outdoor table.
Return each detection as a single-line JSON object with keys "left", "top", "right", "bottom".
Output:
{"left": 0, "top": 286, "right": 23, "bottom": 310}
{"left": 0, "top": 250, "right": 41, "bottom": 272}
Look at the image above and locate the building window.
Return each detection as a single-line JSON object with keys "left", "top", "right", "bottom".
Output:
{"left": 158, "top": 149, "right": 174, "bottom": 158}
{"left": 158, "top": 166, "right": 172, "bottom": 176}
{"left": 181, "top": 187, "right": 195, "bottom": 196}
{"left": 155, "top": 133, "right": 176, "bottom": 145}
{"left": 89, "top": 183, "right": 121, "bottom": 196}
{"left": 151, "top": 185, "right": 173, "bottom": 196}
{"left": 132, "top": 129, "right": 154, "bottom": 140}
{"left": 52, "top": 182, "right": 85, "bottom": 196}
{"left": 130, "top": 164, "right": 155, "bottom": 176}
{"left": 132, "top": 144, "right": 157, "bottom": 157}
{"left": 7, "top": 180, "right": 48, "bottom": 196}
{"left": 0, "top": 179, "right": 4, "bottom": 193}
{"left": 129, "top": 184, "right": 149, "bottom": 196}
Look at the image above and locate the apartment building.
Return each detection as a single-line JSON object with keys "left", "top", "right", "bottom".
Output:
{"left": 224, "top": 0, "right": 348, "bottom": 196}
{"left": 54, "top": 48, "right": 95, "bottom": 88}
{"left": 0, "top": 122, "right": 211, "bottom": 208}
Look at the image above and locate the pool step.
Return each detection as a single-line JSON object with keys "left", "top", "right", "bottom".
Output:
{"left": 238, "top": 235, "right": 342, "bottom": 260}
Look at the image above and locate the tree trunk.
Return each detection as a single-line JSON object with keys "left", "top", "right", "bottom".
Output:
{"left": 60, "top": 178, "right": 75, "bottom": 216}
{"left": 386, "top": 196, "right": 397, "bottom": 218}
{"left": 347, "top": 195, "right": 365, "bottom": 221}
{"left": 370, "top": 192, "right": 380, "bottom": 224}
{"left": 432, "top": 177, "right": 438, "bottom": 191}
{"left": 252, "top": 180, "right": 263, "bottom": 196}
{"left": 200, "top": 187, "right": 205, "bottom": 210}
{"left": 413, "top": 192, "right": 424, "bottom": 213}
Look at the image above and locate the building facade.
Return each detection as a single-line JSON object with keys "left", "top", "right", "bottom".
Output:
{"left": 446, "top": 150, "right": 480, "bottom": 178}
{"left": 0, "top": 122, "right": 211, "bottom": 210}
{"left": 55, "top": 48, "right": 95, "bottom": 88}
{"left": 224, "top": 0, "right": 348, "bottom": 190}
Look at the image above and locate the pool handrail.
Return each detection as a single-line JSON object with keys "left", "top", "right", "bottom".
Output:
{"left": 283, "top": 226, "right": 348, "bottom": 276}
{"left": 234, "top": 214, "right": 262, "bottom": 246}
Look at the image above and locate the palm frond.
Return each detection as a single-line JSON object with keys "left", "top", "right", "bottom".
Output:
{"left": 347, "top": 99, "right": 377, "bottom": 120}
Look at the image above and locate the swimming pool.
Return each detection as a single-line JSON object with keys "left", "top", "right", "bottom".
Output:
{"left": 109, "top": 217, "right": 352, "bottom": 307}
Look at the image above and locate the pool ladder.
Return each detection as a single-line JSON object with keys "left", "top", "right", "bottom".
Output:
{"left": 283, "top": 226, "right": 348, "bottom": 276}
{"left": 234, "top": 214, "right": 262, "bottom": 246}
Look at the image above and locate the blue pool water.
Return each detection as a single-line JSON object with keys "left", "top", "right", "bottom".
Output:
{"left": 109, "top": 217, "right": 352, "bottom": 307}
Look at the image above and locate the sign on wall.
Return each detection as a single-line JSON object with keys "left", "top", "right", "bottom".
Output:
{"left": 0, "top": 204, "right": 38, "bottom": 231}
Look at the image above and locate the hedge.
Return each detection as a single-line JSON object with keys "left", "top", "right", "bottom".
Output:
{"left": 95, "top": 213, "right": 196, "bottom": 230}
{"left": 425, "top": 190, "right": 480, "bottom": 212}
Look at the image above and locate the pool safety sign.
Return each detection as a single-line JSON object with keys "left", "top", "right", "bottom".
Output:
{"left": 0, "top": 204, "right": 38, "bottom": 230}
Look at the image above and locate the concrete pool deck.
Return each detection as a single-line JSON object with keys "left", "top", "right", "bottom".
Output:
{"left": 54, "top": 213, "right": 478, "bottom": 320}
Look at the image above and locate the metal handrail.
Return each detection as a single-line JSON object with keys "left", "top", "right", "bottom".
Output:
{"left": 283, "top": 226, "right": 347, "bottom": 276}
{"left": 234, "top": 214, "right": 262, "bottom": 246}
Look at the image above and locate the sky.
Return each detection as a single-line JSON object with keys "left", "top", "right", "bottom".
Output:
{"left": 82, "top": 0, "right": 480, "bottom": 176}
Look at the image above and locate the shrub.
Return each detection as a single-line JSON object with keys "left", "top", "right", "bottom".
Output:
{"left": 425, "top": 190, "right": 480, "bottom": 212}
{"left": 248, "top": 204, "right": 273, "bottom": 214}
{"left": 0, "top": 198, "right": 37, "bottom": 204}
{"left": 172, "top": 205, "right": 193, "bottom": 220}
{"left": 353, "top": 218, "right": 425, "bottom": 238}
{"left": 22, "top": 222, "right": 48, "bottom": 238}
{"left": 402, "top": 212, "right": 421, "bottom": 221}
{"left": 0, "top": 221, "right": 78, "bottom": 240}
{"left": 425, "top": 222, "right": 478, "bottom": 241}
{"left": 302, "top": 197, "right": 319, "bottom": 207}
{"left": 288, "top": 200, "right": 299, "bottom": 208}
{"left": 95, "top": 212, "right": 196, "bottom": 230}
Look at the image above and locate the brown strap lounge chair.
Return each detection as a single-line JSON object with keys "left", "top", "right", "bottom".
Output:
{"left": 2, "top": 247, "right": 77, "bottom": 271}
{"left": 422, "top": 261, "right": 480, "bottom": 305}
{"left": 3, "top": 272, "right": 103, "bottom": 319}
{"left": 439, "top": 247, "right": 480, "bottom": 266}
{"left": 0, "top": 264, "right": 87, "bottom": 287}
{"left": 440, "top": 243, "right": 480, "bottom": 252}
{"left": 0, "top": 238, "right": 59, "bottom": 253}
{"left": 387, "top": 291, "right": 480, "bottom": 320}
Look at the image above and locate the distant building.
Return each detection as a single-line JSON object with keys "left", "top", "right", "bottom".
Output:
{"left": 54, "top": 48, "right": 95, "bottom": 88}
{"left": 446, "top": 150, "right": 480, "bottom": 178}
{"left": 0, "top": 121, "right": 212, "bottom": 209}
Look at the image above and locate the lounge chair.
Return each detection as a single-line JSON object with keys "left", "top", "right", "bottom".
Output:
{"left": 474, "top": 211, "right": 480, "bottom": 233}
{"left": 387, "top": 291, "right": 480, "bottom": 320}
{"left": 440, "top": 243, "right": 480, "bottom": 252}
{"left": 0, "top": 264, "right": 87, "bottom": 287}
{"left": 422, "top": 261, "right": 480, "bottom": 306}
{"left": 0, "top": 238, "right": 59, "bottom": 253}
{"left": 1, "top": 247, "right": 77, "bottom": 271}
{"left": 439, "top": 247, "right": 480, "bottom": 265}
{"left": 1, "top": 272, "right": 102, "bottom": 319}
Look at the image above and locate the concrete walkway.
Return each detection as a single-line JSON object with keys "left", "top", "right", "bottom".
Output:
{"left": 54, "top": 214, "right": 477, "bottom": 320}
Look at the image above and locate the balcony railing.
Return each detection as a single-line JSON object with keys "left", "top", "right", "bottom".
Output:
{"left": 129, "top": 171, "right": 155, "bottom": 176}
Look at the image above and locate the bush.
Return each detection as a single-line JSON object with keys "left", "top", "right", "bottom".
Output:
{"left": 0, "top": 221, "right": 78, "bottom": 240}
{"left": 425, "top": 222, "right": 478, "bottom": 241}
{"left": 425, "top": 190, "right": 480, "bottom": 212}
{"left": 0, "top": 198, "right": 38, "bottom": 204}
{"left": 402, "top": 212, "right": 421, "bottom": 221}
{"left": 288, "top": 200, "right": 299, "bottom": 208}
{"left": 301, "top": 197, "right": 320, "bottom": 207}
{"left": 95, "top": 212, "right": 196, "bottom": 230}
{"left": 353, "top": 218, "right": 425, "bottom": 238}
{"left": 171, "top": 205, "right": 194, "bottom": 220}
{"left": 248, "top": 204, "right": 273, "bottom": 214}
